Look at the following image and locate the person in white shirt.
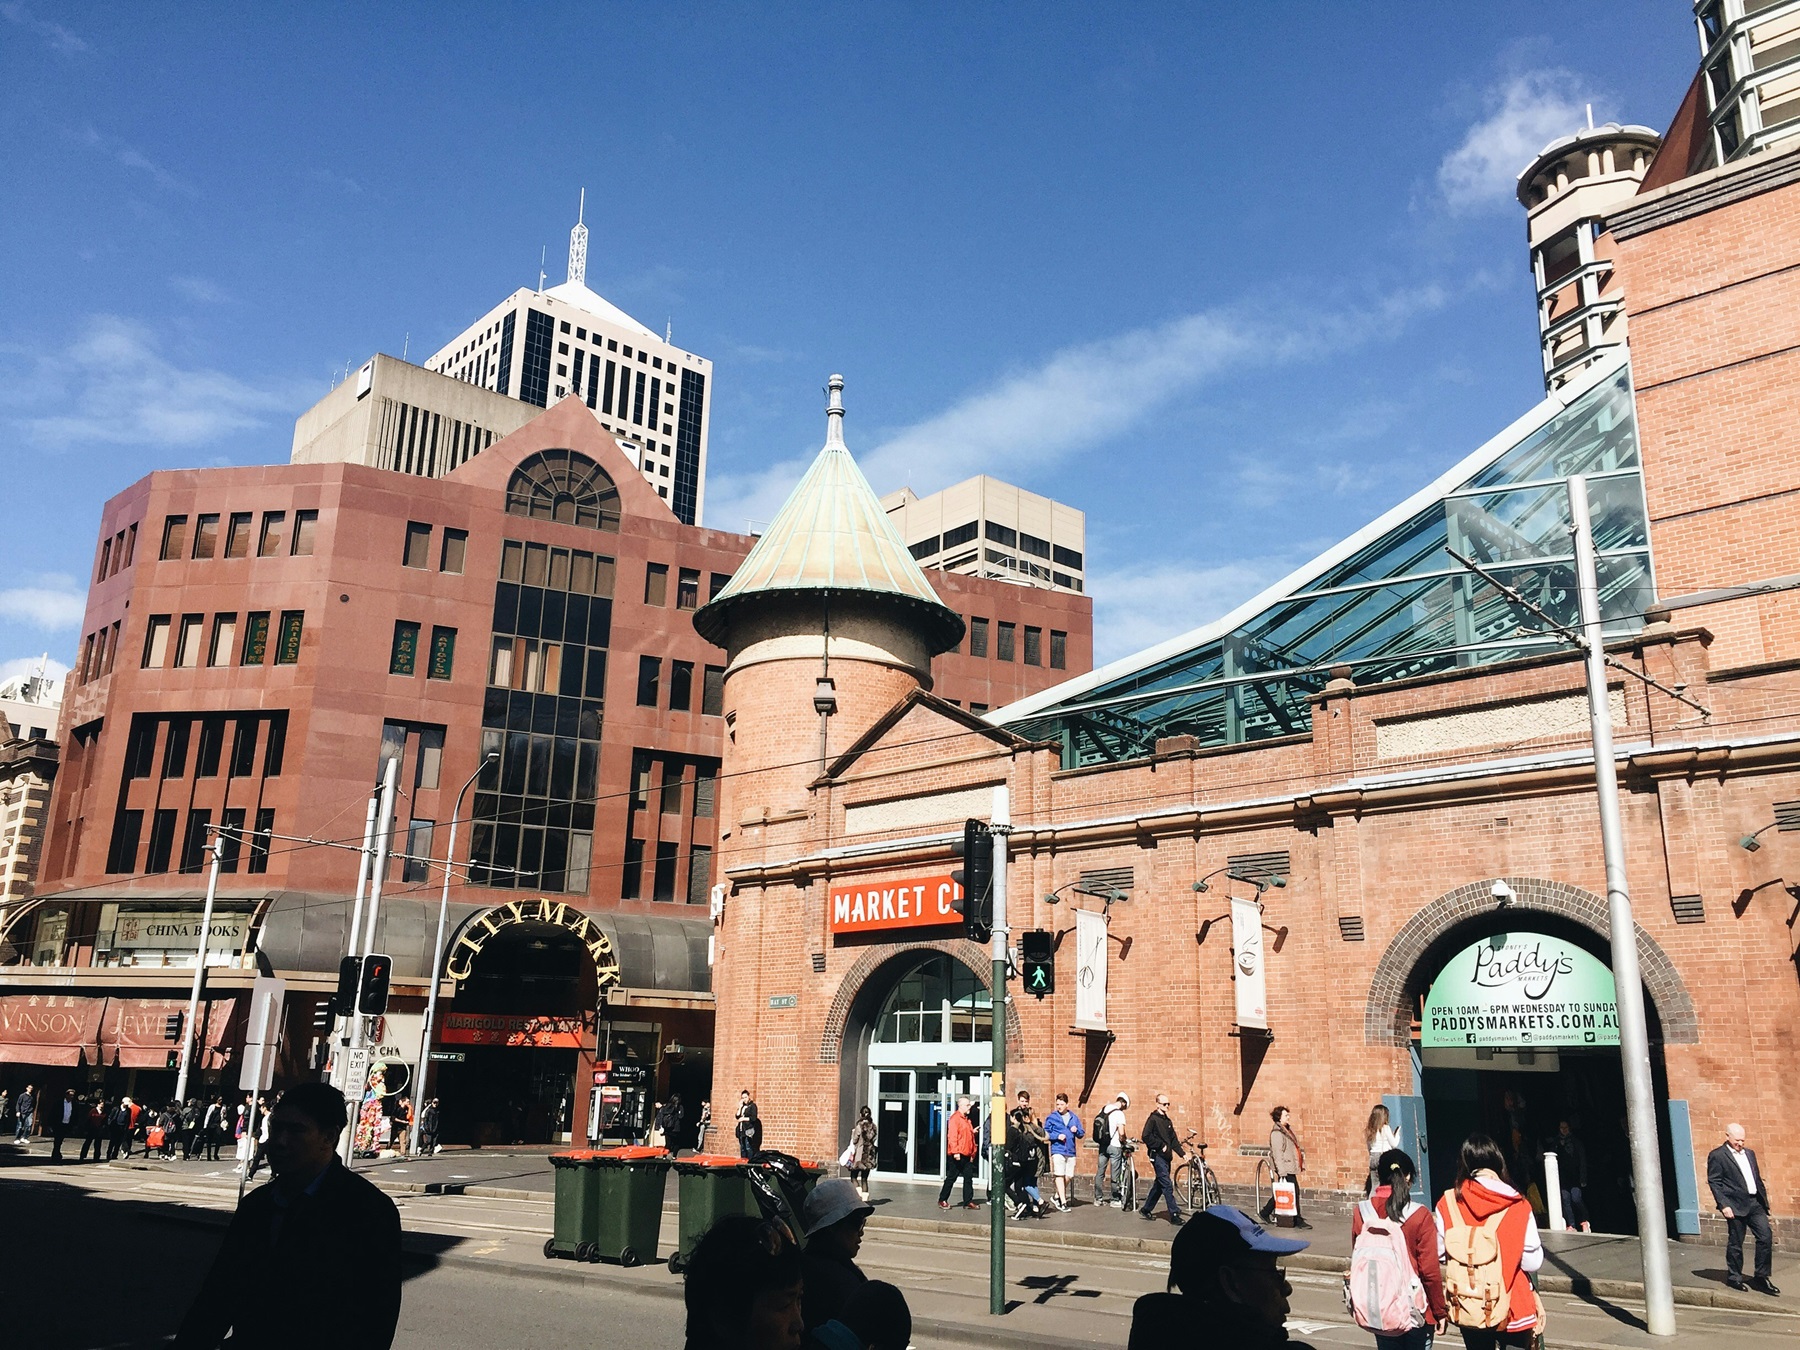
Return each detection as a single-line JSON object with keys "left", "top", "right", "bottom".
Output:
{"left": 1364, "top": 1103, "right": 1402, "bottom": 1195}
{"left": 1707, "top": 1122, "right": 1778, "bottom": 1294}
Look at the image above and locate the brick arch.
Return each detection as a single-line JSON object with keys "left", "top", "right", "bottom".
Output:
{"left": 1364, "top": 876, "right": 1699, "bottom": 1047}
{"left": 820, "top": 940, "right": 1024, "bottom": 1064}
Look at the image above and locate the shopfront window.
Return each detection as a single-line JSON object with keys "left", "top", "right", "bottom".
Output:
{"left": 874, "top": 956, "right": 992, "bottom": 1044}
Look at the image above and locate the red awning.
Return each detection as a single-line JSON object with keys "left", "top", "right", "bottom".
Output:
{"left": 100, "top": 996, "right": 192, "bottom": 1069}
{"left": 0, "top": 994, "right": 103, "bottom": 1065}
{"left": 201, "top": 996, "right": 243, "bottom": 1070}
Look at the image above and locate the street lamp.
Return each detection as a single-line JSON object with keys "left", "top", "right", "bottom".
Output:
{"left": 413, "top": 750, "right": 497, "bottom": 1153}
{"left": 1192, "top": 866, "right": 1287, "bottom": 895}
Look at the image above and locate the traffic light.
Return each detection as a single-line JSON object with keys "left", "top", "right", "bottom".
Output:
{"left": 359, "top": 953, "right": 392, "bottom": 1016}
{"left": 312, "top": 1001, "right": 336, "bottom": 1037}
{"left": 950, "top": 818, "right": 993, "bottom": 940}
{"left": 162, "top": 1011, "right": 184, "bottom": 1041}
{"left": 333, "top": 956, "right": 360, "bottom": 1016}
{"left": 1020, "top": 930, "right": 1055, "bottom": 999}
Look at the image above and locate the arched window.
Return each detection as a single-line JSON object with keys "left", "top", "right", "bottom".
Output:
{"left": 874, "top": 956, "right": 992, "bottom": 1045}
{"left": 505, "top": 449, "right": 621, "bottom": 532}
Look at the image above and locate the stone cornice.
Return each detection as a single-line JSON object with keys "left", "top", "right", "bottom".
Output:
{"left": 1608, "top": 144, "right": 1800, "bottom": 240}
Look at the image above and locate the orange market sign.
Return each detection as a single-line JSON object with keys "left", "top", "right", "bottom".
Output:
{"left": 830, "top": 874, "right": 964, "bottom": 935}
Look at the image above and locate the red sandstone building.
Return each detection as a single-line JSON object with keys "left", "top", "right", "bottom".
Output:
{"left": 0, "top": 395, "right": 1089, "bottom": 1146}
{"left": 699, "top": 67, "right": 1800, "bottom": 1241}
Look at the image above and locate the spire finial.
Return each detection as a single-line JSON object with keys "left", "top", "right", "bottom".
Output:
{"left": 825, "top": 373, "right": 846, "bottom": 448}
{"left": 568, "top": 190, "right": 589, "bottom": 287}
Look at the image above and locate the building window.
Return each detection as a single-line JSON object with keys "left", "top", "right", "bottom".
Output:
{"left": 970, "top": 702, "right": 989, "bottom": 714}
{"left": 179, "top": 810, "right": 213, "bottom": 874}
{"left": 660, "top": 764, "right": 684, "bottom": 816}
{"left": 621, "top": 838, "right": 644, "bottom": 899}
{"left": 193, "top": 513, "right": 220, "bottom": 560}
{"left": 1053, "top": 544, "right": 1083, "bottom": 570}
{"left": 428, "top": 626, "right": 456, "bottom": 681}
{"left": 403, "top": 819, "right": 435, "bottom": 884}
{"left": 1050, "top": 629, "right": 1067, "bottom": 670}
{"left": 106, "top": 809, "right": 144, "bottom": 873}
{"left": 160, "top": 515, "right": 188, "bottom": 561}
{"left": 208, "top": 614, "right": 237, "bottom": 667}
{"left": 969, "top": 617, "right": 989, "bottom": 659}
{"left": 1019, "top": 532, "right": 1051, "bottom": 560}
{"left": 644, "top": 563, "right": 668, "bottom": 606}
{"left": 695, "top": 769, "right": 716, "bottom": 818}
{"left": 687, "top": 845, "right": 712, "bottom": 905}
{"left": 174, "top": 614, "right": 204, "bottom": 668}
{"left": 247, "top": 808, "right": 274, "bottom": 874}
{"left": 145, "top": 809, "right": 178, "bottom": 873}
{"left": 669, "top": 660, "right": 693, "bottom": 711}
{"left": 291, "top": 509, "right": 318, "bottom": 556}
{"left": 143, "top": 615, "right": 172, "bottom": 668}
{"left": 224, "top": 512, "right": 252, "bottom": 558}
{"left": 274, "top": 611, "right": 304, "bottom": 664}
{"left": 242, "top": 612, "right": 270, "bottom": 665}
{"left": 653, "top": 841, "right": 679, "bottom": 902}
{"left": 403, "top": 522, "right": 432, "bottom": 568}
{"left": 676, "top": 568, "right": 699, "bottom": 610}
{"left": 258, "top": 512, "right": 286, "bottom": 557}
{"left": 440, "top": 527, "right": 467, "bottom": 573}
{"left": 985, "top": 521, "right": 1018, "bottom": 548}
{"left": 709, "top": 572, "right": 730, "bottom": 600}
{"left": 702, "top": 664, "right": 724, "bottom": 716}
{"left": 121, "top": 522, "right": 137, "bottom": 568}
{"left": 390, "top": 621, "right": 420, "bottom": 675}
{"left": 996, "top": 622, "right": 1016, "bottom": 662}
{"left": 1024, "top": 626, "right": 1042, "bottom": 666}
{"left": 96, "top": 535, "right": 113, "bottom": 582}
{"left": 196, "top": 716, "right": 226, "bottom": 777}
{"left": 505, "top": 449, "right": 621, "bottom": 531}
{"left": 163, "top": 719, "right": 191, "bottom": 778}
{"left": 217, "top": 808, "right": 245, "bottom": 872}
{"left": 637, "top": 656, "right": 660, "bottom": 706}
{"left": 943, "top": 521, "right": 979, "bottom": 550}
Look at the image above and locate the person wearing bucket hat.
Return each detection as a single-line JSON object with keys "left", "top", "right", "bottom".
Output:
{"left": 1128, "top": 1204, "right": 1315, "bottom": 1350}
{"left": 801, "top": 1178, "right": 876, "bottom": 1333}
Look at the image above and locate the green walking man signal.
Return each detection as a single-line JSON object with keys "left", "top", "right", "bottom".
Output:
{"left": 1020, "top": 930, "right": 1054, "bottom": 998}
{"left": 950, "top": 818, "right": 993, "bottom": 941}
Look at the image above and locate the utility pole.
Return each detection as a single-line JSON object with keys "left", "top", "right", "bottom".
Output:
{"left": 1569, "top": 474, "right": 1676, "bottom": 1336}
{"left": 989, "top": 785, "right": 1010, "bottom": 1317}
{"left": 174, "top": 831, "right": 223, "bottom": 1101}
{"left": 340, "top": 756, "right": 398, "bottom": 1166}
{"left": 330, "top": 786, "right": 382, "bottom": 1102}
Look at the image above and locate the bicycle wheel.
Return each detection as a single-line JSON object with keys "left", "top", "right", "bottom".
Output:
{"left": 1172, "top": 1162, "right": 1198, "bottom": 1210}
{"left": 1121, "top": 1158, "right": 1137, "bottom": 1210}
{"left": 1200, "top": 1167, "right": 1222, "bottom": 1209}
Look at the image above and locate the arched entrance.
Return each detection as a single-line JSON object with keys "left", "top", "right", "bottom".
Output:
{"left": 1367, "top": 878, "right": 1695, "bottom": 1235}
{"left": 838, "top": 950, "right": 996, "bottom": 1186}
{"left": 435, "top": 898, "right": 622, "bottom": 1146}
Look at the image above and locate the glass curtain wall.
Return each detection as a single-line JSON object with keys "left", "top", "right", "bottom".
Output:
{"left": 1009, "top": 366, "right": 1653, "bottom": 767}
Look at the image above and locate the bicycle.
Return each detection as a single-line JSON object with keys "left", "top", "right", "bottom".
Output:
{"left": 1093, "top": 1137, "right": 1138, "bottom": 1209}
{"left": 1172, "top": 1130, "right": 1222, "bottom": 1213}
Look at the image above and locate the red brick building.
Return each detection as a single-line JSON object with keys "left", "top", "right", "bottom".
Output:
{"left": 703, "top": 120, "right": 1800, "bottom": 1241}
{"left": 0, "top": 395, "right": 1090, "bottom": 1146}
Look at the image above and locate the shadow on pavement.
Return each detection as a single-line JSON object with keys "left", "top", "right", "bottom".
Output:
{"left": 1538, "top": 1244, "right": 1647, "bottom": 1332}
{"left": 0, "top": 1175, "right": 461, "bottom": 1350}
{"left": 1018, "top": 1274, "right": 1103, "bottom": 1304}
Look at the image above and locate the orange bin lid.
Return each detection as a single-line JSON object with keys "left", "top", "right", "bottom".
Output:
{"left": 671, "top": 1152, "right": 753, "bottom": 1170}
{"left": 591, "top": 1145, "right": 671, "bottom": 1165}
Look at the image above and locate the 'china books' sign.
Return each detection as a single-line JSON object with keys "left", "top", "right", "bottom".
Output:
{"left": 1423, "top": 932, "right": 1619, "bottom": 1048}
{"left": 830, "top": 874, "right": 964, "bottom": 935}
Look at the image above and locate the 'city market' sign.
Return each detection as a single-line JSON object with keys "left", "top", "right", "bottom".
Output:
{"left": 1423, "top": 932, "right": 1619, "bottom": 1048}
{"left": 829, "top": 874, "right": 964, "bottom": 936}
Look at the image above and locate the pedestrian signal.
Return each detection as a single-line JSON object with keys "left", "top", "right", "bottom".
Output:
{"left": 312, "top": 1001, "right": 336, "bottom": 1036}
{"left": 950, "top": 818, "right": 993, "bottom": 940}
{"left": 333, "top": 956, "right": 360, "bottom": 1016}
{"left": 359, "top": 953, "right": 392, "bottom": 1016}
{"left": 1020, "top": 930, "right": 1055, "bottom": 999}
{"left": 162, "top": 1011, "right": 184, "bottom": 1041}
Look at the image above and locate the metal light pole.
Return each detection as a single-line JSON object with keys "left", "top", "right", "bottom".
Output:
{"left": 340, "top": 756, "right": 399, "bottom": 1167}
{"left": 329, "top": 786, "right": 382, "bottom": 1105}
{"left": 989, "top": 785, "right": 1010, "bottom": 1317}
{"left": 174, "top": 832, "right": 223, "bottom": 1102}
{"left": 1569, "top": 473, "right": 1676, "bottom": 1336}
{"left": 414, "top": 752, "right": 497, "bottom": 1153}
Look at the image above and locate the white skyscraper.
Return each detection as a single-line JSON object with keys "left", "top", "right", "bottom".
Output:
{"left": 423, "top": 194, "right": 714, "bottom": 525}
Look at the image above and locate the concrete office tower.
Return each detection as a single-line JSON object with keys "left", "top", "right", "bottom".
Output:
{"left": 1692, "top": 0, "right": 1800, "bottom": 163}
{"left": 694, "top": 375, "right": 964, "bottom": 834}
{"left": 1516, "top": 120, "right": 1662, "bottom": 392}
{"left": 424, "top": 195, "right": 714, "bottom": 526}
{"left": 882, "top": 475, "right": 1086, "bottom": 594}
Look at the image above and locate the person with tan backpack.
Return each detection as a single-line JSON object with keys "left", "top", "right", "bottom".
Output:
{"left": 1433, "top": 1135, "right": 1544, "bottom": 1349}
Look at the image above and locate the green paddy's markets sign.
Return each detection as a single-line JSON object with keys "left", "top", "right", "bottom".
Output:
{"left": 1423, "top": 932, "right": 1619, "bottom": 1048}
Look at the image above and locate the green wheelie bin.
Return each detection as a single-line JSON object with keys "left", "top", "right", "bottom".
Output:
{"left": 666, "top": 1153, "right": 759, "bottom": 1273}
{"left": 588, "top": 1145, "right": 670, "bottom": 1267}
{"left": 545, "top": 1150, "right": 605, "bottom": 1262}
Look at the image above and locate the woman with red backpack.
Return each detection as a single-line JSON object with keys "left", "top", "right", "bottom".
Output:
{"left": 1434, "top": 1134, "right": 1543, "bottom": 1350}
{"left": 1347, "top": 1149, "right": 1446, "bottom": 1348}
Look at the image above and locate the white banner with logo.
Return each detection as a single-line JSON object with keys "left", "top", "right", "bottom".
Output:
{"left": 1074, "top": 908, "right": 1108, "bottom": 1031}
{"left": 1231, "top": 898, "right": 1267, "bottom": 1031}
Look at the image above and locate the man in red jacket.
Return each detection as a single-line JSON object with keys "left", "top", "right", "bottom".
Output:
{"left": 938, "top": 1096, "right": 979, "bottom": 1209}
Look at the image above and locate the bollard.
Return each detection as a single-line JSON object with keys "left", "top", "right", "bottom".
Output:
{"left": 1543, "top": 1150, "right": 1565, "bottom": 1231}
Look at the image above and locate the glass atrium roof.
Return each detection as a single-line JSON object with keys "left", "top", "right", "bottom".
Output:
{"left": 1000, "top": 359, "right": 1653, "bottom": 768}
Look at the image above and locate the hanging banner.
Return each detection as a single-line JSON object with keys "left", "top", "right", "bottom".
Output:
{"left": 1231, "top": 898, "right": 1268, "bottom": 1031}
{"left": 1423, "top": 932, "right": 1618, "bottom": 1048}
{"left": 1074, "top": 908, "right": 1108, "bottom": 1031}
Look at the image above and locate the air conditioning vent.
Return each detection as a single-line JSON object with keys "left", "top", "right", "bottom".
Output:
{"left": 1669, "top": 894, "right": 1705, "bottom": 925}
{"left": 1228, "top": 851, "right": 1290, "bottom": 882}
{"left": 1079, "top": 866, "right": 1133, "bottom": 894}
{"left": 810, "top": 952, "right": 827, "bottom": 973}
{"left": 1776, "top": 801, "right": 1800, "bottom": 831}
{"left": 1338, "top": 915, "right": 1366, "bottom": 941}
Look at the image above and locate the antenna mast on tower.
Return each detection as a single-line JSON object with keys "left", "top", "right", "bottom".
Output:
{"left": 568, "top": 188, "right": 588, "bottom": 288}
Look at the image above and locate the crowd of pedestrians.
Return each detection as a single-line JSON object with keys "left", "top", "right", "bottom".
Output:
{"left": 2, "top": 1084, "right": 302, "bottom": 1170}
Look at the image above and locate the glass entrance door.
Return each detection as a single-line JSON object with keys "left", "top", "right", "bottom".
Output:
{"left": 869, "top": 1067, "right": 990, "bottom": 1183}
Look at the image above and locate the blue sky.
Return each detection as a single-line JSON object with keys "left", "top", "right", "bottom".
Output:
{"left": 0, "top": 3, "right": 1699, "bottom": 682}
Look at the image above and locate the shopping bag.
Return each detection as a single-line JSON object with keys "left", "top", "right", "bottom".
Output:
{"left": 146, "top": 1126, "right": 166, "bottom": 1149}
{"left": 1272, "top": 1179, "right": 1299, "bottom": 1225}
{"left": 839, "top": 1142, "right": 857, "bottom": 1167}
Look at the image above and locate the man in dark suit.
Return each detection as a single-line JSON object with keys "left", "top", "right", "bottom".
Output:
{"left": 173, "top": 1082, "right": 402, "bottom": 1348}
{"left": 1706, "top": 1121, "right": 1778, "bottom": 1294}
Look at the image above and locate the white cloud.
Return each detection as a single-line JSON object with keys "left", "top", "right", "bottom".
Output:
{"left": 72, "top": 125, "right": 197, "bottom": 196}
{"left": 1, "top": 2, "right": 85, "bottom": 52}
{"left": 2, "top": 315, "right": 300, "bottom": 449}
{"left": 307, "top": 167, "right": 362, "bottom": 194}
{"left": 0, "top": 574, "right": 86, "bottom": 630}
{"left": 703, "top": 288, "right": 1445, "bottom": 532}
{"left": 1438, "top": 71, "right": 1601, "bottom": 212}
{"left": 170, "top": 275, "right": 232, "bottom": 304}
{"left": 1088, "top": 555, "right": 1296, "bottom": 666}
{"left": 0, "top": 655, "right": 70, "bottom": 687}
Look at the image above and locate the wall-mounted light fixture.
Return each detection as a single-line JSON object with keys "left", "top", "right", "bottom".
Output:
{"left": 1193, "top": 866, "right": 1287, "bottom": 896}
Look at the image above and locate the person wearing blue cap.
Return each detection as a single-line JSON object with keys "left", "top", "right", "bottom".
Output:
{"left": 1128, "top": 1204, "right": 1315, "bottom": 1350}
